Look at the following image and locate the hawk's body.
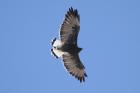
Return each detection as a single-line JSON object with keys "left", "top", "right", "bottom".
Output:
{"left": 51, "top": 7, "right": 87, "bottom": 82}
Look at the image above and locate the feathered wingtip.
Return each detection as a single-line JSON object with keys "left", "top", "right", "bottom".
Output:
{"left": 76, "top": 72, "right": 87, "bottom": 83}
{"left": 66, "top": 7, "right": 80, "bottom": 21}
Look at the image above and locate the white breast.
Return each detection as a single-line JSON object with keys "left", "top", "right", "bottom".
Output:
{"left": 52, "top": 39, "right": 64, "bottom": 58}
{"left": 52, "top": 48, "right": 64, "bottom": 58}
{"left": 53, "top": 39, "right": 62, "bottom": 48}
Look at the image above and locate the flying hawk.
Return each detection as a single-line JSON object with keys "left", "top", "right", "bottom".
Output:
{"left": 51, "top": 7, "right": 87, "bottom": 82}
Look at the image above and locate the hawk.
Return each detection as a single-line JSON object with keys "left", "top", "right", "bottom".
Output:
{"left": 51, "top": 7, "right": 87, "bottom": 82}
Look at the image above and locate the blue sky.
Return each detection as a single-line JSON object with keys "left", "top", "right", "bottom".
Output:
{"left": 0, "top": 0, "right": 140, "bottom": 93}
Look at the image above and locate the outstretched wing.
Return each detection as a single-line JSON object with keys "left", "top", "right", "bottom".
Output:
{"left": 60, "top": 7, "right": 80, "bottom": 45}
{"left": 62, "top": 52, "right": 87, "bottom": 82}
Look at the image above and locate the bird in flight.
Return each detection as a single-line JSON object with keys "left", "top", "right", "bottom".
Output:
{"left": 51, "top": 7, "right": 87, "bottom": 82}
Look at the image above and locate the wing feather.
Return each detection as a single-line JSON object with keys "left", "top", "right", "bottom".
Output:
{"left": 60, "top": 7, "right": 80, "bottom": 45}
{"left": 62, "top": 52, "right": 87, "bottom": 82}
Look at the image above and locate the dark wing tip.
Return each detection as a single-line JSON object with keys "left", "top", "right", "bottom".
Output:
{"left": 67, "top": 7, "right": 80, "bottom": 21}
{"left": 69, "top": 71, "right": 87, "bottom": 83}
{"left": 84, "top": 73, "right": 88, "bottom": 77}
{"left": 78, "top": 76, "right": 86, "bottom": 83}
{"left": 77, "top": 72, "right": 87, "bottom": 83}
